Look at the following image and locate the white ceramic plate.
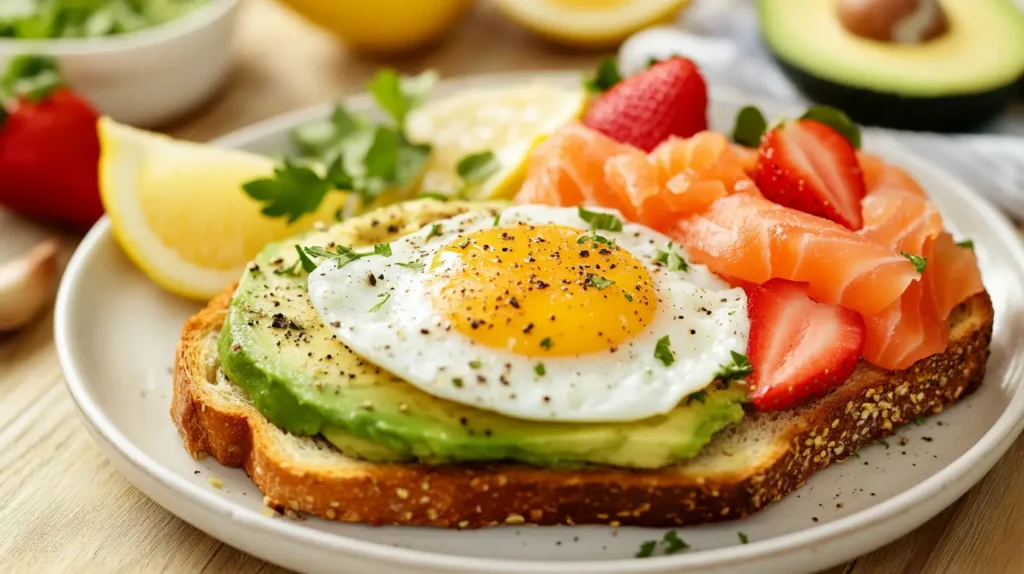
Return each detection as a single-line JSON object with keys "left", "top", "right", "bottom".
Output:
{"left": 55, "top": 71, "right": 1024, "bottom": 574}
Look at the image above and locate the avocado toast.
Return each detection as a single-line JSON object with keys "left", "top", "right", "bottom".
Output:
{"left": 172, "top": 199, "right": 993, "bottom": 528}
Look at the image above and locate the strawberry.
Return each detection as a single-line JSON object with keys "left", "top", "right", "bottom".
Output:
{"left": 0, "top": 56, "right": 103, "bottom": 232}
{"left": 752, "top": 119, "right": 866, "bottom": 230}
{"left": 745, "top": 279, "right": 865, "bottom": 412}
{"left": 582, "top": 56, "right": 708, "bottom": 152}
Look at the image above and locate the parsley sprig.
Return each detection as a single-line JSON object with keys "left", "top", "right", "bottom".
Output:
{"left": 302, "top": 242, "right": 392, "bottom": 271}
{"left": 714, "top": 350, "right": 753, "bottom": 382}
{"left": 901, "top": 251, "right": 927, "bottom": 274}
{"left": 655, "top": 242, "right": 689, "bottom": 272}
{"left": 243, "top": 69, "right": 437, "bottom": 220}
{"left": 654, "top": 335, "right": 675, "bottom": 367}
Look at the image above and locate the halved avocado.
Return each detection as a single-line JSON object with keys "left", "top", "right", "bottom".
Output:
{"left": 757, "top": 0, "right": 1024, "bottom": 132}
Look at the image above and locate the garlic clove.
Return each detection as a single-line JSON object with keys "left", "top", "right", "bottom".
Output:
{"left": 0, "top": 239, "right": 61, "bottom": 332}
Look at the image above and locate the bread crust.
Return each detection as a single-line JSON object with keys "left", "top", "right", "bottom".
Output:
{"left": 172, "top": 285, "right": 994, "bottom": 528}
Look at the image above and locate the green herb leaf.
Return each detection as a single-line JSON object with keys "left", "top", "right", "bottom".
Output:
{"left": 452, "top": 377, "right": 464, "bottom": 388}
{"left": 469, "top": 360, "right": 482, "bottom": 370}
{"left": 914, "top": 415, "right": 927, "bottom": 425}
{"left": 456, "top": 150, "right": 500, "bottom": 185}
{"left": 540, "top": 337, "right": 553, "bottom": 350}
{"left": 292, "top": 104, "right": 362, "bottom": 157}
{"left": 427, "top": 223, "right": 442, "bottom": 239}
{"left": 534, "top": 363, "right": 546, "bottom": 376}
{"left": 654, "top": 335, "right": 675, "bottom": 367}
{"left": 636, "top": 540, "right": 657, "bottom": 558}
{"left": 576, "top": 233, "right": 616, "bottom": 248}
{"left": 242, "top": 159, "right": 334, "bottom": 224}
{"left": 303, "top": 243, "right": 387, "bottom": 270}
{"left": 396, "top": 261, "right": 425, "bottom": 271}
{"left": 956, "top": 238, "right": 974, "bottom": 250}
{"left": 714, "top": 350, "right": 753, "bottom": 382}
{"left": 586, "top": 274, "right": 615, "bottom": 290}
{"left": 738, "top": 532, "right": 749, "bottom": 544}
{"left": 663, "top": 530, "right": 689, "bottom": 554}
{"left": 800, "top": 105, "right": 861, "bottom": 149}
{"left": 368, "top": 292, "right": 391, "bottom": 312}
{"left": 493, "top": 213, "right": 501, "bottom": 227}
{"left": 623, "top": 292, "right": 633, "bottom": 302}
{"left": 1, "top": 55, "right": 62, "bottom": 102}
{"left": 851, "top": 449, "right": 861, "bottom": 459}
{"left": 732, "top": 106, "right": 768, "bottom": 147}
{"left": 655, "top": 242, "right": 689, "bottom": 272}
{"left": 878, "top": 439, "right": 890, "bottom": 449}
{"left": 578, "top": 206, "right": 623, "bottom": 232}
{"left": 374, "top": 243, "right": 393, "bottom": 257}
{"left": 368, "top": 68, "right": 437, "bottom": 130}
{"left": 584, "top": 58, "right": 623, "bottom": 94}
{"left": 294, "top": 245, "right": 317, "bottom": 273}
{"left": 901, "top": 251, "right": 927, "bottom": 273}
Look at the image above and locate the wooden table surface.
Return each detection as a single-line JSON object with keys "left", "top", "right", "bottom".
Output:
{"left": 2, "top": 1, "right": 1023, "bottom": 572}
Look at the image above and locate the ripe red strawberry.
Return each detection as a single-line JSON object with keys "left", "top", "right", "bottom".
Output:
{"left": 753, "top": 119, "right": 866, "bottom": 230}
{"left": 0, "top": 57, "right": 103, "bottom": 232}
{"left": 582, "top": 56, "right": 708, "bottom": 152}
{"left": 745, "top": 279, "right": 865, "bottom": 412}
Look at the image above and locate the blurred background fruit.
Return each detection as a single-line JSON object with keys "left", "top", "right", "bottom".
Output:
{"left": 492, "top": 0, "right": 691, "bottom": 49}
{"left": 273, "top": 0, "right": 473, "bottom": 53}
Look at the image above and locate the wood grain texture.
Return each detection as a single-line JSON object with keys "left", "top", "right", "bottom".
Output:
{"left": 0, "top": 0, "right": 1022, "bottom": 572}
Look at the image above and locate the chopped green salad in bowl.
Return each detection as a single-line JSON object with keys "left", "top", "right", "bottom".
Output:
{"left": 0, "top": 0, "right": 212, "bottom": 39}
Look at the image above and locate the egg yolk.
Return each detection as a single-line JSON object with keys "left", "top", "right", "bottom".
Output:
{"left": 430, "top": 223, "right": 658, "bottom": 357}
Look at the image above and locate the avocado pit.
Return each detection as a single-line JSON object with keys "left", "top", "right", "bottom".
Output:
{"left": 837, "top": 0, "right": 949, "bottom": 44}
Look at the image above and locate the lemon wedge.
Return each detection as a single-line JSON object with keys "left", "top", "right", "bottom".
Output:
{"left": 406, "top": 84, "right": 587, "bottom": 201}
{"left": 98, "top": 118, "right": 348, "bottom": 300}
{"left": 493, "top": 0, "right": 691, "bottom": 48}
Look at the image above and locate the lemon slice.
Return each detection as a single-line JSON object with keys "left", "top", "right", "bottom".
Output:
{"left": 98, "top": 118, "right": 348, "bottom": 300}
{"left": 405, "top": 83, "right": 587, "bottom": 200}
{"left": 493, "top": 0, "right": 691, "bottom": 48}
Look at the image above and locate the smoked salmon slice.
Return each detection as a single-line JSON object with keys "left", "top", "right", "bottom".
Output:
{"left": 672, "top": 193, "right": 920, "bottom": 315}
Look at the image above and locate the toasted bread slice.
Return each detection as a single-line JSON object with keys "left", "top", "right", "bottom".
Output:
{"left": 172, "top": 282, "right": 993, "bottom": 528}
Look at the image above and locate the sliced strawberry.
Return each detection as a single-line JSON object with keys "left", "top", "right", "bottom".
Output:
{"left": 753, "top": 119, "right": 866, "bottom": 230}
{"left": 745, "top": 279, "right": 865, "bottom": 412}
{"left": 582, "top": 56, "right": 708, "bottom": 152}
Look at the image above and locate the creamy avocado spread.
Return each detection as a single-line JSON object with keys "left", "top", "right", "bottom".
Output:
{"left": 218, "top": 199, "right": 748, "bottom": 469}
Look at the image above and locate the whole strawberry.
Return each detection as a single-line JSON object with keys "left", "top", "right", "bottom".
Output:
{"left": 582, "top": 56, "right": 708, "bottom": 152}
{"left": 0, "top": 56, "right": 103, "bottom": 232}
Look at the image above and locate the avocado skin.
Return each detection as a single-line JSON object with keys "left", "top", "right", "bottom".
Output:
{"left": 773, "top": 56, "right": 1022, "bottom": 133}
{"left": 218, "top": 200, "right": 750, "bottom": 470}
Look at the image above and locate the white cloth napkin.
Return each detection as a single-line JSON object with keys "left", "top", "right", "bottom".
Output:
{"left": 618, "top": 0, "right": 1024, "bottom": 219}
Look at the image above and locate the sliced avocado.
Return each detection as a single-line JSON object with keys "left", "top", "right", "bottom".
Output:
{"left": 220, "top": 199, "right": 748, "bottom": 469}
{"left": 757, "top": 0, "right": 1024, "bottom": 131}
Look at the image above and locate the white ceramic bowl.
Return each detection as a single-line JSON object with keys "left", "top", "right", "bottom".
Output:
{"left": 0, "top": 0, "right": 239, "bottom": 128}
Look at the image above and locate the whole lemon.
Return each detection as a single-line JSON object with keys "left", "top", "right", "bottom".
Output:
{"left": 276, "top": 0, "right": 473, "bottom": 53}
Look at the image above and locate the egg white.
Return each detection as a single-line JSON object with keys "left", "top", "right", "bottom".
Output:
{"left": 307, "top": 205, "right": 749, "bottom": 423}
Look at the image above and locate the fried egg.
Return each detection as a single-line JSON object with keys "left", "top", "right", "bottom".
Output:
{"left": 307, "top": 205, "right": 749, "bottom": 422}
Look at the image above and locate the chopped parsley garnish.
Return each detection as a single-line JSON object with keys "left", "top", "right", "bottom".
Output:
{"left": 584, "top": 58, "right": 622, "bottom": 94}
{"left": 738, "top": 532, "right": 749, "bottom": 544}
{"left": 303, "top": 242, "right": 392, "bottom": 272}
{"left": 901, "top": 251, "right": 927, "bottom": 273}
{"left": 714, "top": 351, "right": 753, "bottom": 382}
{"left": 914, "top": 415, "right": 927, "bottom": 425}
{"left": 368, "top": 292, "right": 391, "bottom": 312}
{"left": 452, "top": 377, "right": 464, "bottom": 388}
{"left": 655, "top": 242, "right": 689, "bottom": 272}
{"left": 534, "top": 363, "right": 546, "bottom": 376}
{"left": 731, "top": 106, "right": 768, "bottom": 148}
{"left": 244, "top": 69, "right": 436, "bottom": 218}
{"left": 469, "top": 360, "right": 482, "bottom": 370}
{"left": 686, "top": 390, "right": 706, "bottom": 405}
{"left": 586, "top": 274, "right": 615, "bottom": 290}
{"left": 396, "top": 261, "right": 425, "bottom": 271}
{"left": 576, "top": 233, "right": 616, "bottom": 248}
{"left": 456, "top": 150, "right": 501, "bottom": 185}
{"left": 851, "top": 449, "right": 861, "bottom": 459}
{"left": 578, "top": 206, "right": 623, "bottom": 232}
{"left": 877, "top": 439, "right": 890, "bottom": 449}
{"left": 540, "top": 337, "right": 553, "bottom": 350}
{"left": 427, "top": 223, "right": 442, "bottom": 239}
{"left": 623, "top": 292, "right": 634, "bottom": 302}
{"left": 956, "top": 238, "right": 974, "bottom": 249}
{"left": 635, "top": 540, "right": 657, "bottom": 558}
{"left": 493, "top": 213, "right": 501, "bottom": 227}
{"left": 294, "top": 245, "right": 318, "bottom": 273}
{"left": 663, "top": 530, "right": 689, "bottom": 554}
{"left": 654, "top": 335, "right": 675, "bottom": 367}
